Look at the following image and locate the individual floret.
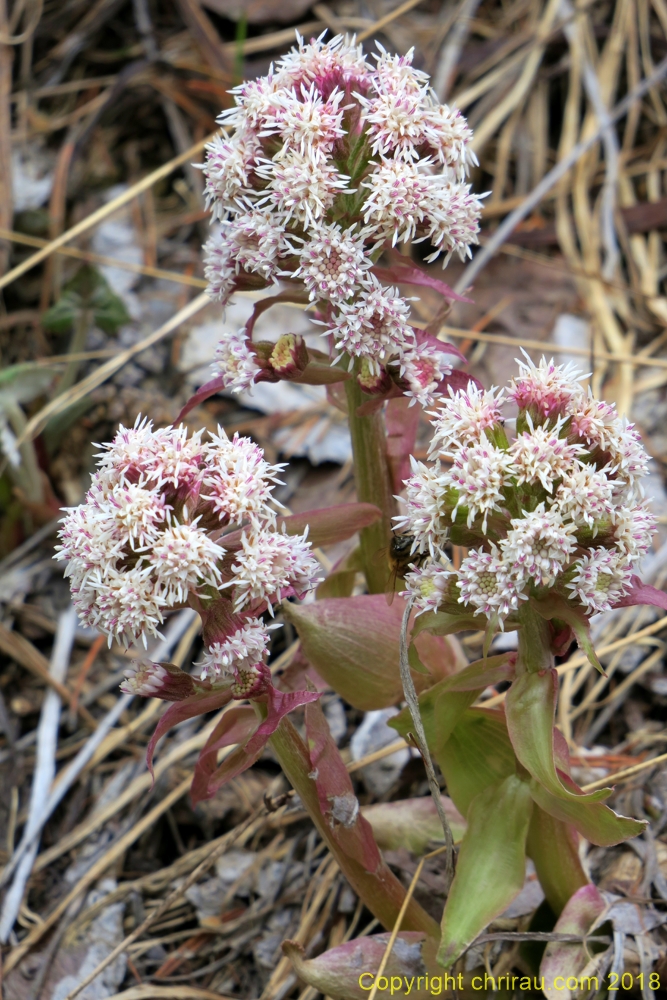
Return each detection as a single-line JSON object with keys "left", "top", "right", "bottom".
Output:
{"left": 229, "top": 527, "right": 322, "bottom": 613}
{"left": 500, "top": 505, "right": 577, "bottom": 587}
{"left": 442, "top": 440, "right": 516, "bottom": 532}
{"left": 566, "top": 548, "right": 634, "bottom": 614}
{"left": 330, "top": 277, "right": 415, "bottom": 369}
{"left": 213, "top": 328, "right": 261, "bottom": 394}
{"left": 457, "top": 547, "right": 523, "bottom": 625}
{"left": 429, "top": 383, "right": 504, "bottom": 457}
{"left": 508, "top": 352, "right": 586, "bottom": 420}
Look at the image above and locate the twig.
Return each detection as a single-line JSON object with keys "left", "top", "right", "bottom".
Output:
{"left": 0, "top": 607, "right": 78, "bottom": 942}
{"left": 0, "top": 135, "right": 214, "bottom": 292}
{"left": 581, "top": 750, "right": 667, "bottom": 792}
{"left": 61, "top": 810, "right": 262, "bottom": 1000}
{"left": 12, "top": 291, "right": 210, "bottom": 451}
{"left": 455, "top": 53, "right": 667, "bottom": 293}
{"left": 399, "top": 596, "right": 454, "bottom": 887}
{"left": 358, "top": 0, "right": 426, "bottom": 41}
{"left": 368, "top": 844, "right": 449, "bottom": 1000}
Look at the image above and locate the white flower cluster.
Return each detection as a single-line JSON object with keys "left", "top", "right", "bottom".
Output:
{"left": 399, "top": 356, "right": 656, "bottom": 624}
{"left": 201, "top": 32, "right": 482, "bottom": 402}
{"left": 56, "top": 418, "right": 321, "bottom": 658}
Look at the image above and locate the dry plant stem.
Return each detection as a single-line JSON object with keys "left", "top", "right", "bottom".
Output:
{"left": 60, "top": 810, "right": 261, "bottom": 1000}
{"left": 0, "top": 135, "right": 213, "bottom": 292}
{"left": 345, "top": 378, "right": 396, "bottom": 594}
{"left": 399, "top": 596, "right": 454, "bottom": 888}
{"left": 368, "top": 845, "right": 449, "bottom": 1000}
{"left": 455, "top": 52, "right": 667, "bottom": 294}
{"left": 268, "top": 715, "right": 440, "bottom": 939}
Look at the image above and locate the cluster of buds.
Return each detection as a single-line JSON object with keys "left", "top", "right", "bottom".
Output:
{"left": 399, "top": 355, "right": 656, "bottom": 627}
{"left": 200, "top": 32, "right": 483, "bottom": 406}
{"left": 56, "top": 418, "right": 321, "bottom": 692}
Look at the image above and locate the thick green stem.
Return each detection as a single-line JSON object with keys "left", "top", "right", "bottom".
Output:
{"left": 516, "top": 603, "right": 554, "bottom": 675}
{"left": 269, "top": 716, "right": 440, "bottom": 940}
{"left": 345, "top": 378, "right": 396, "bottom": 594}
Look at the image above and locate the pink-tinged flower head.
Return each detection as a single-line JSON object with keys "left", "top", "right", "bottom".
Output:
{"left": 361, "top": 160, "right": 431, "bottom": 245}
{"left": 222, "top": 73, "right": 282, "bottom": 131}
{"left": 105, "top": 482, "right": 168, "bottom": 549}
{"left": 404, "top": 562, "right": 452, "bottom": 615}
{"left": 508, "top": 352, "right": 586, "bottom": 420}
{"left": 371, "top": 44, "right": 430, "bottom": 96}
{"left": 256, "top": 151, "right": 350, "bottom": 229}
{"left": 213, "top": 327, "right": 261, "bottom": 394}
{"left": 425, "top": 104, "right": 474, "bottom": 178}
{"left": 291, "top": 221, "right": 374, "bottom": 302}
{"left": 457, "top": 546, "right": 523, "bottom": 625}
{"left": 566, "top": 548, "right": 634, "bottom": 614}
{"left": 148, "top": 425, "right": 207, "bottom": 490}
{"left": 556, "top": 464, "right": 615, "bottom": 530}
{"left": 152, "top": 520, "right": 224, "bottom": 603}
{"left": 395, "top": 457, "right": 450, "bottom": 555}
{"left": 221, "top": 210, "right": 289, "bottom": 280}
{"left": 400, "top": 345, "right": 452, "bottom": 408}
{"left": 611, "top": 504, "right": 656, "bottom": 560}
{"left": 121, "top": 659, "right": 197, "bottom": 700}
{"left": 229, "top": 527, "right": 322, "bottom": 613}
{"left": 500, "top": 505, "right": 577, "bottom": 587}
{"left": 423, "top": 180, "right": 483, "bottom": 263}
{"left": 200, "top": 129, "right": 261, "bottom": 220}
{"left": 202, "top": 428, "right": 284, "bottom": 525}
{"left": 568, "top": 390, "right": 617, "bottom": 448}
{"left": 443, "top": 440, "right": 516, "bottom": 532}
{"left": 602, "top": 418, "right": 650, "bottom": 498}
{"left": 261, "top": 83, "right": 347, "bottom": 158}
{"left": 510, "top": 418, "right": 583, "bottom": 492}
{"left": 76, "top": 565, "right": 167, "bottom": 648}
{"left": 330, "top": 277, "right": 415, "bottom": 369}
{"left": 203, "top": 237, "right": 237, "bottom": 306}
{"left": 276, "top": 32, "right": 370, "bottom": 94}
{"left": 357, "top": 87, "right": 435, "bottom": 161}
{"left": 199, "top": 618, "right": 274, "bottom": 682}
{"left": 429, "top": 383, "right": 504, "bottom": 456}
{"left": 94, "top": 415, "right": 157, "bottom": 486}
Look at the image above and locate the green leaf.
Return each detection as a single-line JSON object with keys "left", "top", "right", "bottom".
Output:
{"left": 42, "top": 291, "right": 81, "bottom": 333}
{"left": 283, "top": 595, "right": 461, "bottom": 711}
{"left": 41, "top": 265, "right": 130, "bottom": 336}
{"left": 363, "top": 796, "right": 467, "bottom": 853}
{"left": 526, "top": 807, "right": 588, "bottom": 914}
{"left": 438, "top": 775, "right": 533, "bottom": 968}
{"left": 389, "top": 653, "right": 516, "bottom": 757}
{"left": 435, "top": 708, "right": 517, "bottom": 817}
{"left": 0, "top": 364, "right": 57, "bottom": 406}
{"left": 529, "top": 775, "right": 646, "bottom": 846}
{"left": 390, "top": 688, "right": 479, "bottom": 757}
{"left": 411, "top": 609, "right": 483, "bottom": 640}
{"left": 505, "top": 670, "right": 610, "bottom": 805}
{"left": 533, "top": 596, "right": 604, "bottom": 674}
{"left": 91, "top": 281, "right": 130, "bottom": 334}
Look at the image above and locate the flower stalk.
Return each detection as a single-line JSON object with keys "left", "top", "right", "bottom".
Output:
{"left": 268, "top": 714, "right": 440, "bottom": 939}
{"left": 345, "top": 377, "right": 396, "bottom": 593}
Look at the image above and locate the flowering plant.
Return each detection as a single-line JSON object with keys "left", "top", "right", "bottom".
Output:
{"left": 55, "top": 31, "right": 667, "bottom": 1000}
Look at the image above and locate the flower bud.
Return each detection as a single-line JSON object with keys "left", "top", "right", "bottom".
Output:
{"left": 121, "top": 659, "right": 198, "bottom": 701}
{"left": 357, "top": 358, "right": 393, "bottom": 395}
{"left": 269, "top": 334, "right": 309, "bottom": 378}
